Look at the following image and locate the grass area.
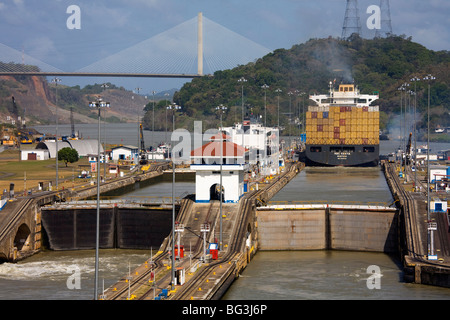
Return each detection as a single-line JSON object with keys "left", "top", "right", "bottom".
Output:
{"left": 0, "top": 149, "right": 96, "bottom": 194}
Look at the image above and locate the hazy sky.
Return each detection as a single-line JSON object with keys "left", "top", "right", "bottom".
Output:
{"left": 0, "top": 0, "right": 448, "bottom": 91}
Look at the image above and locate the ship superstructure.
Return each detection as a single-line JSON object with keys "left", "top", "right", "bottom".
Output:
{"left": 221, "top": 117, "right": 280, "bottom": 176}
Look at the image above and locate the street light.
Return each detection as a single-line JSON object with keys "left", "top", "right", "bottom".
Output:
{"left": 216, "top": 104, "right": 227, "bottom": 251}
{"left": 294, "top": 89, "right": 300, "bottom": 130}
{"left": 134, "top": 87, "right": 142, "bottom": 162}
{"left": 51, "top": 77, "right": 61, "bottom": 191}
{"left": 101, "top": 83, "right": 109, "bottom": 183}
{"left": 164, "top": 93, "right": 170, "bottom": 143}
{"left": 238, "top": 77, "right": 247, "bottom": 124}
{"left": 275, "top": 88, "right": 282, "bottom": 129}
{"left": 167, "top": 103, "right": 181, "bottom": 131}
{"left": 151, "top": 90, "right": 156, "bottom": 152}
{"left": 397, "top": 84, "right": 407, "bottom": 172}
{"left": 261, "top": 84, "right": 269, "bottom": 126}
{"left": 423, "top": 74, "right": 436, "bottom": 260}
{"left": 167, "top": 103, "right": 181, "bottom": 289}
{"left": 298, "top": 92, "right": 306, "bottom": 134}
{"left": 88, "top": 97, "right": 110, "bottom": 300}
{"left": 408, "top": 90, "right": 416, "bottom": 183}
{"left": 288, "top": 91, "right": 294, "bottom": 144}
{"left": 410, "top": 76, "right": 420, "bottom": 191}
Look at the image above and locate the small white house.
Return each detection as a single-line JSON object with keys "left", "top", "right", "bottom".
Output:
{"left": 111, "top": 145, "right": 139, "bottom": 164}
{"left": 429, "top": 165, "right": 448, "bottom": 183}
{"left": 430, "top": 198, "right": 447, "bottom": 213}
{"left": 21, "top": 149, "right": 49, "bottom": 161}
{"left": 190, "top": 133, "right": 248, "bottom": 203}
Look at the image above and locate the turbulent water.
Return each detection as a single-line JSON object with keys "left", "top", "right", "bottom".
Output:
{"left": 0, "top": 249, "right": 150, "bottom": 300}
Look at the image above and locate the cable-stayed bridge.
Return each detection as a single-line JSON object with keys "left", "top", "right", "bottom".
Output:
{"left": 0, "top": 13, "right": 272, "bottom": 79}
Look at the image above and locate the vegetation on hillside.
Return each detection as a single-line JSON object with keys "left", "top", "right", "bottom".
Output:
{"left": 50, "top": 82, "right": 123, "bottom": 121}
{"left": 168, "top": 35, "right": 449, "bottom": 139}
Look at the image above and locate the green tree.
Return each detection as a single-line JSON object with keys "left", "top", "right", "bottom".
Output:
{"left": 58, "top": 147, "right": 79, "bottom": 167}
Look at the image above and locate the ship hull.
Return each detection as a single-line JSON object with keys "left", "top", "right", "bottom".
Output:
{"left": 305, "top": 144, "right": 379, "bottom": 167}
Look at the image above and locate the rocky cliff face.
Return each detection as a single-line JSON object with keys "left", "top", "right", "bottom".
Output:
{"left": 0, "top": 75, "right": 55, "bottom": 124}
{"left": 0, "top": 76, "right": 149, "bottom": 125}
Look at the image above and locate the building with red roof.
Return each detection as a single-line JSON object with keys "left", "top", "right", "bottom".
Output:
{"left": 190, "top": 133, "right": 248, "bottom": 203}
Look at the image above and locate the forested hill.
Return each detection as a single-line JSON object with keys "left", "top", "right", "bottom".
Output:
{"left": 172, "top": 35, "right": 450, "bottom": 134}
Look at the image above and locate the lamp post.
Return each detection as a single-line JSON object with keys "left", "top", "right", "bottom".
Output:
{"left": 275, "top": 88, "right": 282, "bottom": 129}
{"left": 89, "top": 97, "right": 110, "bottom": 300}
{"left": 238, "top": 77, "right": 247, "bottom": 124}
{"left": 152, "top": 90, "right": 156, "bottom": 154}
{"left": 294, "top": 89, "right": 300, "bottom": 131}
{"left": 101, "top": 83, "right": 109, "bottom": 182}
{"left": 423, "top": 74, "right": 436, "bottom": 259}
{"left": 167, "top": 103, "right": 181, "bottom": 289}
{"left": 410, "top": 76, "right": 420, "bottom": 191}
{"left": 168, "top": 103, "right": 181, "bottom": 131}
{"left": 261, "top": 84, "right": 269, "bottom": 127}
{"left": 409, "top": 90, "right": 416, "bottom": 182}
{"left": 288, "top": 91, "right": 293, "bottom": 145}
{"left": 397, "top": 84, "right": 406, "bottom": 172}
{"left": 135, "top": 88, "right": 142, "bottom": 163}
{"left": 51, "top": 77, "right": 61, "bottom": 191}
{"left": 406, "top": 89, "right": 415, "bottom": 181}
{"left": 216, "top": 104, "right": 227, "bottom": 251}
{"left": 403, "top": 82, "right": 409, "bottom": 176}
{"left": 403, "top": 82, "right": 409, "bottom": 183}
{"left": 164, "top": 93, "right": 170, "bottom": 144}
{"left": 298, "top": 92, "right": 306, "bottom": 134}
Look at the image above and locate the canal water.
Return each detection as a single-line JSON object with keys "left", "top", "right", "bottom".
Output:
{"left": 0, "top": 124, "right": 448, "bottom": 299}
{"left": 222, "top": 165, "right": 450, "bottom": 300}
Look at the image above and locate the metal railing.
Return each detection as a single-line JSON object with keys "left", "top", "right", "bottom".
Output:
{"left": 47, "top": 196, "right": 182, "bottom": 208}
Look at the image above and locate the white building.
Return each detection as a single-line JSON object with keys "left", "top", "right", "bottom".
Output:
{"left": 190, "top": 133, "right": 248, "bottom": 203}
{"left": 220, "top": 118, "right": 280, "bottom": 176}
{"left": 429, "top": 165, "right": 449, "bottom": 183}
{"left": 88, "top": 154, "right": 108, "bottom": 164}
{"left": 111, "top": 145, "right": 139, "bottom": 164}
{"left": 430, "top": 198, "right": 448, "bottom": 213}
{"left": 20, "top": 149, "right": 49, "bottom": 161}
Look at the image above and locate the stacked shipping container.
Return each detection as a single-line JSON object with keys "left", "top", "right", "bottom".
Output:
{"left": 305, "top": 106, "right": 379, "bottom": 146}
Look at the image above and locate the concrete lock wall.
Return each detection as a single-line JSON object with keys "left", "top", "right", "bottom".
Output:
{"left": 41, "top": 207, "right": 174, "bottom": 250}
{"left": 257, "top": 210, "right": 327, "bottom": 250}
{"left": 257, "top": 208, "right": 398, "bottom": 253}
{"left": 329, "top": 209, "right": 398, "bottom": 252}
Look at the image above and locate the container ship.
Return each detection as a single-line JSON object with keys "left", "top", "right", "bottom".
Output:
{"left": 304, "top": 82, "right": 380, "bottom": 167}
